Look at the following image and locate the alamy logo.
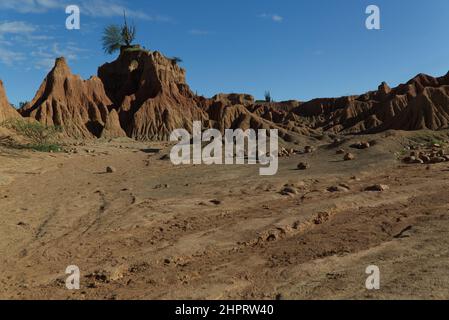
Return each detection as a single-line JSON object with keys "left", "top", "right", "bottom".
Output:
{"left": 65, "top": 265, "right": 80, "bottom": 290}
{"left": 66, "top": 5, "right": 80, "bottom": 30}
{"left": 365, "top": 265, "right": 380, "bottom": 290}
{"left": 170, "top": 122, "right": 279, "bottom": 176}
{"left": 365, "top": 5, "right": 381, "bottom": 30}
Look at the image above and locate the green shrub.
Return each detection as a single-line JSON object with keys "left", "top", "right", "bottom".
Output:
{"left": 2, "top": 119, "right": 63, "bottom": 152}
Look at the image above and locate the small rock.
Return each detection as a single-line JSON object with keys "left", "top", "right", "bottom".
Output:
{"left": 336, "top": 149, "right": 345, "bottom": 155}
{"left": 297, "top": 162, "right": 310, "bottom": 170}
{"left": 154, "top": 184, "right": 169, "bottom": 189}
{"left": 420, "top": 155, "right": 431, "bottom": 163}
{"left": 344, "top": 153, "right": 356, "bottom": 161}
{"left": 351, "top": 142, "right": 370, "bottom": 150}
{"left": 281, "top": 186, "right": 299, "bottom": 196}
{"left": 106, "top": 166, "right": 116, "bottom": 173}
{"left": 304, "top": 146, "right": 315, "bottom": 154}
{"left": 365, "top": 184, "right": 389, "bottom": 192}
{"left": 327, "top": 185, "right": 349, "bottom": 193}
{"left": 430, "top": 157, "right": 446, "bottom": 164}
{"left": 359, "top": 142, "right": 371, "bottom": 149}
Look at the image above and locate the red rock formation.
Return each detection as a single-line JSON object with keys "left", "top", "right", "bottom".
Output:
{"left": 98, "top": 49, "right": 208, "bottom": 140}
{"left": 292, "top": 72, "right": 449, "bottom": 133}
{"left": 101, "top": 109, "right": 127, "bottom": 139}
{"left": 0, "top": 80, "right": 20, "bottom": 123}
{"left": 19, "top": 58, "right": 117, "bottom": 138}
{"left": 18, "top": 50, "right": 449, "bottom": 142}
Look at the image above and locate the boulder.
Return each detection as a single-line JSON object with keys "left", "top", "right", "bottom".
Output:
{"left": 344, "top": 153, "right": 356, "bottom": 161}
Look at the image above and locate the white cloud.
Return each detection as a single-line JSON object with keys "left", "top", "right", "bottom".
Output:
{"left": 259, "top": 13, "right": 284, "bottom": 23}
{"left": 0, "top": 48, "right": 25, "bottom": 65}
{"left": 0, "top": 21, "right": 36, "bottom": 35}
{"left": 0, "top": 21, "right": 88, "bottom": 69}
{"left": 31, "top": 42, "right": 89, "bottom": 69}
{"left": 0, "top": 0, "right": 170, "bottom": 21}
{"left": 0, "top": 0, "right": 61, "bottom": 13}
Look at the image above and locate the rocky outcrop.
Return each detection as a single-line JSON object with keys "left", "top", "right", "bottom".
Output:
{"left": 100, "top": 109, "right": 127, "bottom": 139}
{"left": 19, "top": 58, "right": 116, "bottom": 139}
{"left": 211, "top": 93, "right": 255, "bottom": 106}
{"left": 292, "top": 72, "right": 449, "bottom": 134}
{"left": 98, "top": 49, "right": 208, "bottom": 140}
{"left": 15, "top": 50, "right": 449, "bottom": 142}
{"left": 0, "top": 80, "right": 20, "bottom": 123}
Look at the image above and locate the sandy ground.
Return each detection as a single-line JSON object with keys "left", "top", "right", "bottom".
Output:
{"left": 1, "top": 130, "right": 449, "bottom": 300}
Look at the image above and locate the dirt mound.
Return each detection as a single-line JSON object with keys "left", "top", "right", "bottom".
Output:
{"left": 0, "top": 80, "right": 20, "bottom": 123}
{"left": 19, "top": 58, "right": 118, "bottom": 139}
{"left": 98, "top": 49, "right": 208, "bottom": 140}
{"left": 293, "top": 72, "right": 449, "bottom": 133}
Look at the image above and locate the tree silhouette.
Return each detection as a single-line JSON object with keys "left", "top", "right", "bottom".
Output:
{"left": 264, "top": 91, "right": 272, "bottom": 103}
{"left": 102, "top": 11, "right": 137, "bottom": 54}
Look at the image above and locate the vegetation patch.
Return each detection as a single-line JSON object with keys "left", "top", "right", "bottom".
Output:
{"left": 1, "top": 119, "right": 63, "bottom": 152}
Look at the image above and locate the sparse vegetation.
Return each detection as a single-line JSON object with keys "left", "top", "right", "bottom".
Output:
{"left": 18, "top": 101, "right": 29, "bottom": 109}
{"left": 2, "top": 119, "right": 62, "bottom": 152}
{"left": 171, "top": 57, "right": 183, "bottom": 65}
{"left": 102, "top": 11, "right": 137, "bottom": 54}
{"left": 264, "top": 91, "right": 272, "bottom": 103}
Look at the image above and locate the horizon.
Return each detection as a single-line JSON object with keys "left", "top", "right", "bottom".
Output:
{"left": 1, "top": 0, "right": 449, "bottom": 105}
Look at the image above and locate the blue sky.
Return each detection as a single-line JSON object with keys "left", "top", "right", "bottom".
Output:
{"left": 1, "top": 0, "right": 449, "bottom": 105}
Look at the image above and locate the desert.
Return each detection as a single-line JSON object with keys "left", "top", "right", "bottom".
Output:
{"left": 1, "top": 1, "right": 449, "bottom": 302}
{"left": 1, "top": 46, "right": 449, "bottom": 300}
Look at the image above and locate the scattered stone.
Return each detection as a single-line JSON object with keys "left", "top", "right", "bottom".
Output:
{"left": 106, "top": 166, "right": 116, "bottom": 173}
{"left": 420, "top": 155, "right": 431, "bottom": 163}
{"left": 297, "top": 162, "right": 310, "bottom": 170}
{"left": 429, "top": 157, "right": 446, "bottom": 164}
{"left": 154, "top": 184, "right": 169, "bottom": 189}
{"left": 281, "top": 186, "right": 299, "bottom": 196}
{"left": 336, "top": 149, "right": 345, "bottom": 155}
{"left": 344, "top": 153, "right": 355, "bottom": 161}
{"left": 327, "top": 185, "right": 350, "bottom": 193}
{"left": 403, "top": 156, "right": 424, "bottom": 164}
{"left": 365, "top": 184, "right": 389, "bottom": 192}
{"left": 278, "top": 147, "right": 296, "bottom": 157}
{"left": 339, "top": 183, "right": 351, "bottom": 189}
{"left": 304, "top": 146, "right": 315, "bottom": 154}
{"left": 351, "top": 142, "right": 370, "bottom": 150}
